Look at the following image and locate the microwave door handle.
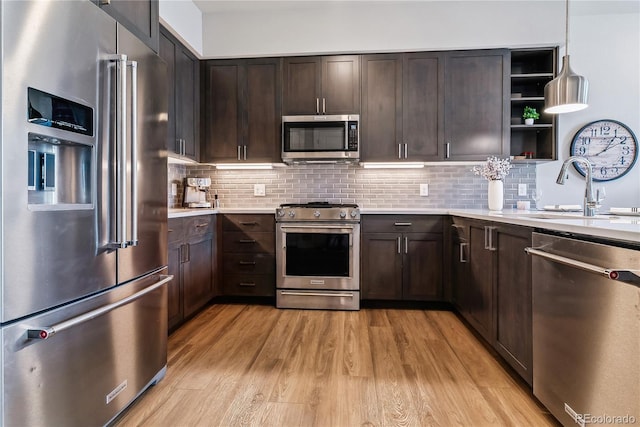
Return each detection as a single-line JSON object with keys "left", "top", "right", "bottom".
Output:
{"left": 344, "top": 121, "right": 349, "bottom": 150}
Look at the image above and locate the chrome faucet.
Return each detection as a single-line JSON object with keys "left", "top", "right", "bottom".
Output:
{"left": 556, "top": 156, "right": 597, "bottom": 216}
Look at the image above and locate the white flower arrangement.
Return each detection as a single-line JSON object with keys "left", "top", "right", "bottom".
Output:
{"left": 472, "top": 156, "right": 513, "bottom": 181}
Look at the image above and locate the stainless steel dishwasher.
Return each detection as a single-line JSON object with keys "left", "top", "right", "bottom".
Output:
{"left": 526, "top": 232, "right": 639, "bottom": 427}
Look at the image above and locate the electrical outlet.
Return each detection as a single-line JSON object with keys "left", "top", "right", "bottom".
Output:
{"left": 420, "top": 183, "right": 429, "bottom": 197}
{"left": 254, "top": 183, "right": 266, "bottom": 197}
{"left": 518, "top": 183, "right": 527, "bottom": 196}
{"left": 171, "top": 183, "right": 177, "bottom": 196}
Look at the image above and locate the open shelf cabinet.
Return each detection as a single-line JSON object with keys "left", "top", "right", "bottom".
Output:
{"left": 510, "top": 48, "right": 557, "bottom": 161}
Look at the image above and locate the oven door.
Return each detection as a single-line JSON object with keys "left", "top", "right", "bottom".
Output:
{"left": 276, "top": 223, "right": 360, "bottom": 291}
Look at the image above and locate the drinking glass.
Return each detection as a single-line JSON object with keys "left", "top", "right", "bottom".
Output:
{"left": 532, "top": 189, "right": 543, "bottom": 210}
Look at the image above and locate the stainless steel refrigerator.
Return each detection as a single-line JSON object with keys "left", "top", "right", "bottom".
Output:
{"left": 0, "top": 1, "right": 170, "bottom": 425}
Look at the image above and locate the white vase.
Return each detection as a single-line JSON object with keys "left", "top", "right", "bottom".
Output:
{"left": 488, "top": 180, "right": 504, "bottom": 211}
{"left": 524, "top": 118, "right": 534, "bottom": 125}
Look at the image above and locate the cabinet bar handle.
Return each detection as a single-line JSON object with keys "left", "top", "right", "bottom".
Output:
{"left": 316, "top": 98, "right": 320, "bottom": 114}
{"left": 394, "top": 222, "right": 412, "bottom": 226}
{"left": 195, "top": 223, "right": 209, "bottom": 228}
{"left": 239, "top": 261, "right": 257, "bottom": 265}
{"left": 168, "top": 229, "right": 174, "bottom": 233}
{"left": 322, "top": 98, "right": 326, "bottom": 114}
{"left": 404, "top": 143, "right": 408, "bottom": 159}
{"left": 445, "top": 142, "right": 451, "bottom": 159}
{"left": 237, "top": 145, "right": 241, "bottom": 161}
{"left": 239, "top": 221, "right": 258, "bottom": 226}
{"left": 397, "top": 236, "right": 401, "bottom": 254}
{"left": 398, "top": 144, "right": 402, "bottom": 159}
{"left": 484, "top": 226, "right": 497, "bottom": 251}
{"left": 404, "top": 236, "right": 408, "bottom": 254}
{"left": 243, "top": 145, "right": 247, "bottom": 160}
{"left": 460, "top": 242, "right": 468, "bottom": 263}
{"left": 239, "top": 282, "right": 256, "bottom": 287}
{"left": 239, "top": 239, "right": 256, "bottom": 243}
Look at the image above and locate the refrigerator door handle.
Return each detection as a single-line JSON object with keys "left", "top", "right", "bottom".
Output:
{"left": 107, "top": 54, "right": 128, "bottom": 249}
{"left": 128, "top": 59, "right": 139, "bottom": 247}
{"left": 27, "top": 275, "right": 173, "bottom": 340}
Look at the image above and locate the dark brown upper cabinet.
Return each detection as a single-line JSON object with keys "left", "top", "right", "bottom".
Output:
{"left": 443, "top": 49, "right": 510, "bottom": 160}
{"left": 95, "top": 0, "right": 159, "bottom": 52}
{"left": 202, "top": 58, "right": 282, "bottom": 163}
{"left": 361, "top": 52, "right": 443, "bottom": 161}
{"left": 283, "top": 55, "right": 360, "bottom": 115}
{"left": 159, "top": 26, "right": 200, "bottom": 161}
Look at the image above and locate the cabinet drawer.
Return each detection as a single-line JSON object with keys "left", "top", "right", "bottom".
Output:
{"left": 223, "top": 214, "right": 275, "bottom": 232}
{"left": 223, "top": 253, "right": 275, "bottom": 275}
{"left": 184, "top": 215, "right": 215, "bottom": 237}
{"left": 222, "top": 274, "right": 275, "bottom": 297}
{"left": 362, "top": 215, "right": 443, "bottom": 233}
{"left": 222, "top": 231, "right": 275, "bottom": 254}
{"left": 168, "top": 218, "right": 185, "bottom": 245}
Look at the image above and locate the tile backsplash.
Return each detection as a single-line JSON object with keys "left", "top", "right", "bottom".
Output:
{"left": 169, "top": 163, "right": 537, "bottom": 210}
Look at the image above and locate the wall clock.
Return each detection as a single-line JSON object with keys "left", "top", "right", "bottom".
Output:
{"left": 570, "top": 119, "right": 638, "bottom": 181}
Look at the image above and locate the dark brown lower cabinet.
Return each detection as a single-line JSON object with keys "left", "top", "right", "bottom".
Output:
{"left": 361, "top": 216, "right": 443, "bottom": 301}
{"left": 450, "top": 217, "right": 533, "bottom": 385}
{"left": 167, "top": 215, "right": 216, "bottom": 332}
{"left": 220, "top": 214, "right": 275, "bottom": 297}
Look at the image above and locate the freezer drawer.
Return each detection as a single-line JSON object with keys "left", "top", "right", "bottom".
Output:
{"left": 1, "top": 270, "right": 171, "bottom": 427}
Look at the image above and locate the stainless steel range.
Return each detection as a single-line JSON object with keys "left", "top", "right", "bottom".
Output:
{"left": 275, "top": 202, "right": 360, "bottom": 310}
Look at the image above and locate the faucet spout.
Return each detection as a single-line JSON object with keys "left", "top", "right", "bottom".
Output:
{"left": 556, "top": 156, "right": 597, "bottom": 216}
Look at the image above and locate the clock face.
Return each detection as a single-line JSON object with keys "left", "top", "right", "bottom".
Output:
{"left": 570, "top": 119, "right": 638, "bottom": 181}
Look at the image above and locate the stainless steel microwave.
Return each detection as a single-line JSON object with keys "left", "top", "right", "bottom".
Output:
{"left": 281, "top": 115, "right": 359, "bottom": 164}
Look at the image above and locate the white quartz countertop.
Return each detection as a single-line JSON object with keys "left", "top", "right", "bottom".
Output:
{"left": 168, "top": 207, "right": 640, "bottom": 244}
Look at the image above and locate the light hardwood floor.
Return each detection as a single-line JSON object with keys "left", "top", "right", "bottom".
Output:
{"left": 114, "top": 304, "right": 558, "bottom": 427}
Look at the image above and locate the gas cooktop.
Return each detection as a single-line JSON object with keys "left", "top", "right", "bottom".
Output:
{"left": 279, "top": 202, "right": 359, "bottom": 209}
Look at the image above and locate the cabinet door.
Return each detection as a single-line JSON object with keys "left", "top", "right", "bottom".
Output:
{"left": 244, "top": 59, "right": 282, "bottom": 162}
{"left": 167, "top": 242, "right": 182, "bottom": 331}
{"left": 203, "top": 62, "right": 242, "bottom": 161}
{"left": 282, "top": 56, "right": 322, "bottom": 115}
{"left": 444, "top": 50, "right": 509, "bottom": 160}
{"left": 158, "top": 30, "right": 177, "bottom": 155}
{"left": 98, "top": 0, "right": 159, "bottom": 52}
{"left": 466, "top": 222, "right": 494, "bottom": 341}
{"left": 494, "top": 225, "right": 533, "bottom": 385}
{"left": 449, "top": 222, "right": 469, "bottom": 310}
{"left": 182, "top": 236, "right": 213, "bottom": 318}
{"left": 321, "top": 55, "right": 360, "bottom": 114}
{"left": 403, "top": 233, "right": 443, "bottom": 300}
{"left": 404, "top": 52, "right": 443, "bottom": 160}
{"left": 175, "top": 46, "right": 199, "bottom": 160}
{"left": 361, "top": 54, "right": 403, "bottom": 161}
{"left": 361, "top": 233, "right": 403, "bottom": 300}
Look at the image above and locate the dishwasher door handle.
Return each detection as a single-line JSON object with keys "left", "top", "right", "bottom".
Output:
{"left": 525, "top": 247, "right": 640, "bottom": 284}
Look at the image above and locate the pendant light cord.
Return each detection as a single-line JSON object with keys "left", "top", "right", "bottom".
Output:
{"left": 565, "top": 0, "right": 570, "bottom": 56}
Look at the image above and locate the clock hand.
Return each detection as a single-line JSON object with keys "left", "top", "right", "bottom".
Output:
{"left": 594, "top": 138, "right": 620, "bottom": 156}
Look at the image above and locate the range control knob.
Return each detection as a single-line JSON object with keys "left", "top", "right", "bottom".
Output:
{"left": 350, "top": 210, "right": 358, "bottom": 218}
{"left": 288, "top": 211, "right": 295, "bottom": 217}
{"left": 339, "top": 210, "right": 347, "bottom": 218}
{"left": 277, "top": 210, "right": 285, "bottom": 217}
{"left": 314, "top": 210, "right": 321, "bottom": 218}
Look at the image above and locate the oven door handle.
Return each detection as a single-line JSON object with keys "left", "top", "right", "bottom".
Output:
{"left": 279, "top": 225, "right": 357, "bottom": 230}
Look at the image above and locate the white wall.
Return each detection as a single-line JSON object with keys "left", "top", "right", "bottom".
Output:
{"left": 536, "top": 7, "right": 640, "bottom": 210}
{"left": 201, "top": 1, "right": 565, "bottom": 57}
{"left": 159, "top": 0, "right": 204, "bottom": 56}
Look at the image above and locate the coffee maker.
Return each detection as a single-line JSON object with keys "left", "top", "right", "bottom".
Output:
{"left": 183, "top": 177, "right": 212, "bottom": 208}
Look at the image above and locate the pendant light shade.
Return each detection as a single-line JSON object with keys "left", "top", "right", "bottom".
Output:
{"left": 543, "top": 0, "right": 589, "bottom": 114}
{"left": 544, "top": 55, "right": 589, "bottom": 114}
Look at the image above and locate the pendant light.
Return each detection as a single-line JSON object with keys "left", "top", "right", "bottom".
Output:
{"left": 544, "top": 0, "right": 589, "bottom": 114}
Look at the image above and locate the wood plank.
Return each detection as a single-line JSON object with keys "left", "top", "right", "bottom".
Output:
{"left": 114, "top": 305, "right": 558, "bottom": 427}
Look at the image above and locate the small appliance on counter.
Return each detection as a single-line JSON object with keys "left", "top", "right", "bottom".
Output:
{"left": 183, "top": 177, "right": 212, "bottom": 208}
